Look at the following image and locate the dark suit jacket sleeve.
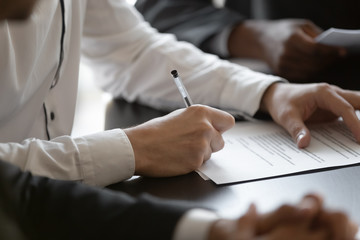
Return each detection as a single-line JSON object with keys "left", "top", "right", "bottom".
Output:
{"left": 0, "top": 160, "right": 191, "bottom": 240}
{"left": 135, "top": 0, "right": 245, "bottom": 50}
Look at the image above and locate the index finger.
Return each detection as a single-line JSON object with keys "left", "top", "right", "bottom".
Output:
{"left": 315, "top": 84, "right": 360, "bottom": 142}
{"left": 320, "top": 86, "right": 360, "bottom": 142}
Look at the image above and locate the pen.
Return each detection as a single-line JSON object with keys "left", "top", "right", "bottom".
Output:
{"left": 171, "top": 70, "right": 245, "bottom": 121}
{"left": 171, "top": 70, "right": 193, "bottom": 107}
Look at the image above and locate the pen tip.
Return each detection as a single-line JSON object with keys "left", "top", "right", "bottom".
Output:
{"left": 171, "top": 70, "right": 178, "bottom": 78}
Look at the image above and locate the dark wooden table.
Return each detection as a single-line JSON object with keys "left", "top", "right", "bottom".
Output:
{"left": 105, "top": 98, "right": 360, "bottom": 224}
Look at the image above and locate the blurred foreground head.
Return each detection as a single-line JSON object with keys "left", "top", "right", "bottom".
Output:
{"left": 0, "top": 0, "right": 38, "bottom": 20}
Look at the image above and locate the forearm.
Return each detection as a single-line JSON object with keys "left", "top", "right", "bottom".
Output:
{"left": 0, "top": 160, "right": 187, "bottom": 240}
{"left": 135, "top": 0, "right": 244, "bottom": 48}
{"left": 83, "top": 1, "right": 283, "bottom": 116}
{"left": 0, "top": 129, "right": 135, "bottom": 187}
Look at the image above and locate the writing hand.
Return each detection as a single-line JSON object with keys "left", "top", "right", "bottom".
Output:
{"left": 124, "top": 105, "right": 235, "bottom": 177}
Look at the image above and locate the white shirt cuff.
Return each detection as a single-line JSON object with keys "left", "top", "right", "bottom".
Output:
{"left": 75, "top": 129, "right": 135, "bottom": 187}
{"left": 172, "top": 209, "right": 220, "bottom": 240}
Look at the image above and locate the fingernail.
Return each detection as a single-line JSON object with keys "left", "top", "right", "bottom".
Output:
{"left": 296, "top": 132, "right": 305, "bottom": 145}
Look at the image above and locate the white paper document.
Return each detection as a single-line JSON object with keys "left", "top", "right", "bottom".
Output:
{"left": 316, "top": 28, "right": 360, "bottom": 53}
{"left": 198, "top": 121, "right": 360, "bottom": 184}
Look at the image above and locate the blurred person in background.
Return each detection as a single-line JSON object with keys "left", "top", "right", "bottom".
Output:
{"left": 136, "top": 0, "right": 360, "bottom": 87}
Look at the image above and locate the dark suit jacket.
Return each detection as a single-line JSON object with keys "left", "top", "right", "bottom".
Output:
{"left": 136, "top": 0, "right": 360, "bottom": 51}
{"left": 136, "top": 0, "right": 360, "bottom": 90}
{"left": 0, "top": 160, "right": 191, "bottom": 240}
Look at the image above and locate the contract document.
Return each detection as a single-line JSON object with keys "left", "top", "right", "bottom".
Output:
{"left": 316, "top": 28, "right": 360, "bottom": 53}
{"left": 198, "top": 120, "right": 360, "bottom": 184}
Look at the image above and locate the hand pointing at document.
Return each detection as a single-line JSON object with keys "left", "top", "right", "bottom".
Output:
{"left": 260, "top": 82, "right": 360, "bottom": 148}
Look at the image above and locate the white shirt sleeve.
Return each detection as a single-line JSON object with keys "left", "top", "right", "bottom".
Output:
{"left": 0, "top": 129, "right": 135, "bottom": 187}
{"left": 81, "top": 0, "right": 285, "bottom": 117}
{"left": 173, "top": 209, "right": 220, "bottom": 240}
{"left": 0, "top": 1, "right": 284, "bottom": 188}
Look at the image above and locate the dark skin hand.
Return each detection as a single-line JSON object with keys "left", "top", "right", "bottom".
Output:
{"left": 228, "top": 19, "right": 347, "bottom": 82}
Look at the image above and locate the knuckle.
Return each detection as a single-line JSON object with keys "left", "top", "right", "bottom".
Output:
{"left": 217, "top": 138, "right": 225, "bottom": 150}
{"left": 212, "top": 137, "right": 225, "bottom": 153}
{"left": 191, "top": 105, "right": 209, "bottom": 116}
{"left": 203, "top": 152, "right": 212, "bottom": 162}
{"left": 316, "top": 82, "right": 332, "bottom": 92}
{"left": 197, "top": 122, "right": 214, "bottom": 137}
